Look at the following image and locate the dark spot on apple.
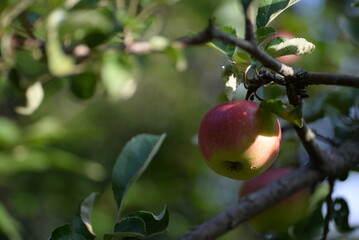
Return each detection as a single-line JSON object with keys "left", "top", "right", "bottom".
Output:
{"left": 225, "top": 161, "right": 243, "bottom": 172}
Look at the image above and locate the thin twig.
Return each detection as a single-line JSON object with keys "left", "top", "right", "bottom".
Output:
{"left": 322, "top": 178, "right": 335, "bottom": 240}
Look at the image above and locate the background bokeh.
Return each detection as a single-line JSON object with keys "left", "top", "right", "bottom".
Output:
{"left": 0, "top": 0, "right": 359, "bottom": 239}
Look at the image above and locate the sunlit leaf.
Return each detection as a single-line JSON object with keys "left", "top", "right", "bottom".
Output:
{"left": 101, "top": 52, "right": 138, "bottom": 101}
{"left": 333, "top": 198, "right": 354, "bottom": 233}
{"left": 46, "top": 9, "right": 76, "bottom": 77}
{"left": 256, "top": 0, "right": 301, "bottom": 27}
{"left": 233, "top": 50, "right": 251, "bottom": 72}
{"left": 265, "top": 37, "right": 315, "bottom": 58}
{"left": 15, "top": 81, "right": 44, "bottom": 115}
{"left": 112, "top": 134, "right": 166, "bottom": 215}
{"left": 222, "top": 64, "right": 241, "bottom": 101}
{"left": 260, "top": 99, "right": 303, "bottom": 127}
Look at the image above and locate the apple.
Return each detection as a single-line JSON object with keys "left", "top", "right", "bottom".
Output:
{"left": 198, "top": 100, "right": 281, "bottom": 180}
{"left": 239, "top": 167, "right": 310, "bottom": 232}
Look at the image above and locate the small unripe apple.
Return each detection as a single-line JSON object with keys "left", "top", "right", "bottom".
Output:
{"left": 239, "top": 167, "right": 310, "bottom": 232}
{"left": 198, "top": 100, "right": 281, "bottom": 180}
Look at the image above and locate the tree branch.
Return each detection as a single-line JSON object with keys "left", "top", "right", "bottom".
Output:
{"left": 180, "top": 149, "right": 358, "bottom": 240}
{"left": 304, "top": 72, "right": 359, "bottom": 88}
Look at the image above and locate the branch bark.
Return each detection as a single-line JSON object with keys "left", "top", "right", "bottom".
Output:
{"left": 180, "top": 149, "right": 358, "bottom": 240}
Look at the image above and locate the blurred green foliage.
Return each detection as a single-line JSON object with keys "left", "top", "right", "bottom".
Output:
{"left": 0, "top": 0, "right": 358, "bottom": 239}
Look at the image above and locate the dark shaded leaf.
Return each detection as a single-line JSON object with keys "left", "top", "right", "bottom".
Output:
{"left": 260, "top": 99, "right": 303, "bottom": 127}
{"left": 339, "top": 16, "right": 359, "bottom": 47}
{"left": 103, "top": 217, "right": 145, "bottom": 240}
{"left": 70, "top": 72, "right": 97, "bottom": 99}
{"left": 112, "top": 134, "right": 166, "bottom": 215}
{"left": 256, "top": 26, "right": 277, "bottom": 41}
{"left": 256, "top": 0, "right": 301, "bottom": 27}
{"left": 127, "top": 206, "right": 169, "bottom": 237}
{"left": 292, "top": 199, "right": 325, "bottom": 239}
{"left": 48, "top": 224, "right": 72, "bottom": 240}
{"left": 209, "top": 25, "right": 237, "bottom": 58}
{"left": 333, "top": 198, "right": 354, "bottom": 233}
{"left": 239, "top": 0, "right": 253, "bottom": 11}
{"left": 48, "top": 193, "right": 98, "bottom": 240}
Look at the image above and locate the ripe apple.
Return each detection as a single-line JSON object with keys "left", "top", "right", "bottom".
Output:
{"left": 239, "top": 167, "right": 310, "bottom": 232}
{"left": 198, "top": 100, "right": 281, "bottom": 180}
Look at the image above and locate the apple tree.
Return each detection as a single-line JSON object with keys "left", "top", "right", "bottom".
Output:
{"left": 0, "top": 0, "right": 359, "bottom": 240}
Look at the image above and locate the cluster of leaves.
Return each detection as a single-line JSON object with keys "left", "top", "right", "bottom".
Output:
{"left": 49, "top": 133, "right": 168, "bottom": 240}
{"left": 214, "top": 0, "right": 316, "bottom": 127}
{"left": 0, "top": 0, "right": 181, "bottom": 115}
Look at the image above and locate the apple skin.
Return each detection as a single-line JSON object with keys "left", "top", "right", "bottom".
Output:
{"left": 239, "top": 167, "right": 311, "bottom": 232}
{"left": 198, "top": 100, "right": 281, "bottom": 180}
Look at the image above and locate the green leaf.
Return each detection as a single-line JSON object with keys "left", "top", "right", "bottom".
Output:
{"left": 127, "top": 206, "right": 169, "bottom": 237}
{"left": 209, "top": 25, "right": 237, "bottom": 58}
{"left": 256, "top": 26, "right": 277, "bottom": 41}
{"left": 105, "top": 207, "right": 169, "bottom": 239}
{"left": 112, "top": 134, "right": 166, "bottom": 216}
{"left": 104, "top": 217, "right": 146, "bottom": 240}
{"left": 165, "top": 46, "right": 187, "bottom": 71}
{"left": 221, "top": 64, "right": 242, "bottom": 101}
{"left": 15, "top": 81, "right": 44, "bottom": 115}
{"left": 260, "top": 99, "right": 303, "bottom": 127}
{"left": 46, "top": 9, "right": 76, "bottom": 77}
{"left": 233, "top": 50, "right": 251, "bottom": 72}
{"left": 0, "top": 117, "right": 21, "bottom": 147}
{"left": 0, "top": 202, "right": 22, "bottom": 240}
{"left": 256, "top": 0, "right": 301, "bottom": 27}
{"left": 101, "top": 52, "right": 138, "bottom": 101}
{"left": 72, "top": 192, "right": 98, "bottom": 238}
{"left": 339, "top": 16, "right": 359, "bottom": 47}
{"left": 59, "top": 9, "right": 113, "bottom": 47}
{"left": 333, "top": 198, "right": 354, "bottom": 233}
{"left": 292, "top": 199, "right": 325, "bottom": 239}
{"left": 49, "top": 224, "right": 72, "bottom": 240}
{"left": 352, "top": 0, "right": 359, "bottom": 7}
{"left": 265, "top": 37, "right": 315, "bottom": 58}
{"left": 239, "top": 0, "right": 253, "bottom": 11}
{"left": 48, "top": 193, "right": 98, "bottom": 240}
{"left": 70, "top": 72, "right": 97, "bottom": 100}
